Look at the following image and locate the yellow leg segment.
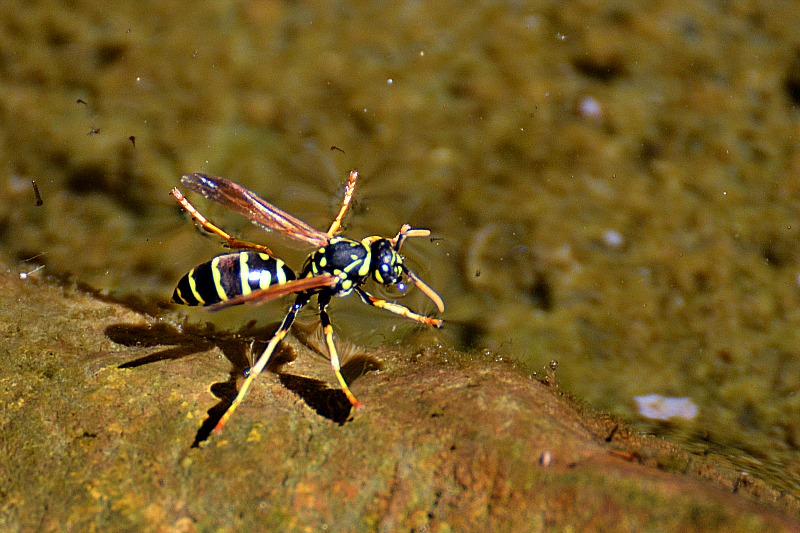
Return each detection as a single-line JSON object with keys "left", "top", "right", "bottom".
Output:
{"left": 213, "top": 329, "right": 286, "bottom": 433}
{"left": 355, "top": 288, "right": 443, "bottom": 328}
{"left": 326, "top": 170, "right": 359, "bottom": 237}
{"left": 318, "top": 295, "right": 363, "bottom": 408}
{"left": 323, "top": 323, "right": 363, "bottom": 409}
{"left": 172, "top": 188, "right": 274, "bottom": 254}
{"left": 213, "top": 295, "right": 308, "bottom": 434}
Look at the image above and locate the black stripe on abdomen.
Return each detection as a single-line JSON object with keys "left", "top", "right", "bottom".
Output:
{"left": 172, "top": 252, "right": 296, "bottom": 307}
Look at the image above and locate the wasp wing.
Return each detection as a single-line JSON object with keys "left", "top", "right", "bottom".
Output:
{"left": 206, "top": 274, "right": 337, "bottom": 312}
{"left": 181, "top": 173, "right": 330, "bottom": 248}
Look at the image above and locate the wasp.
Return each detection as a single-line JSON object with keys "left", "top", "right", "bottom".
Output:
{"left": 170, "top": 170, "right": 444, "bottom": 434}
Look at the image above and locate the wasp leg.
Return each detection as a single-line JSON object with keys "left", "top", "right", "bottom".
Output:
{"left": 354, "top": 287, "right": 443, "bottom": 328}
{"left": 326, "top": 170, "right": 359, "bottom": 237}
{"left": 171, "top": 188, "right": 274, "bottom": 255}
{"left": 213, "top": 294, "right": 309, "bottom": 434}
{"left": 318, "top": 293, "right": 363, "bottom": 409}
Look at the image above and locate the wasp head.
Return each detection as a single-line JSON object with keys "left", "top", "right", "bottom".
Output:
{"left": 362, "top": 225, "right": 445, "bottom": 313}
{"left": 368, "top": 238, "right": 404, "bottom": 286}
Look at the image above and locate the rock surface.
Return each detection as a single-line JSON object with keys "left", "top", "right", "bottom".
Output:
{"left": 1, "top": 268, "right": 798, "bottom": 531}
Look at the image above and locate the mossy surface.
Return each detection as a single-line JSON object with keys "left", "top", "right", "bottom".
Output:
{"left": 1, "top": 269, "right": 798, "bottom": 530}
{"left": 1, "top": 0, "right": 799, "bottom": 501}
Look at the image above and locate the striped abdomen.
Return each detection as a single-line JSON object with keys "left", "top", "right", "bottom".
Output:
{"left": 172, "top": 252, "right": 296, "bottom": 307}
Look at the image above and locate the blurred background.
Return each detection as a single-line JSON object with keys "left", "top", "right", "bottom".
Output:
{"left": 1, "top": 0, "right": 799, "bottom": 494}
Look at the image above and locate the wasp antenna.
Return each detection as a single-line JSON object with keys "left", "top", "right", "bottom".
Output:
{"left": 403, "top": 265, "right": 445, "bottom": 313}
{"left": 393, "top": 224, "right": 431, "bottom": 250}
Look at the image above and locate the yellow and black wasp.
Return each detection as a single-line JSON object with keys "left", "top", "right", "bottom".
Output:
{"left": 170, "top": 170, "right": 444, "bottom": 433}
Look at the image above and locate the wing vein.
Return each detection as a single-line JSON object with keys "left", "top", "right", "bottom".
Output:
{"left": 181, "top": 173, "right": 329, "bottom": 248}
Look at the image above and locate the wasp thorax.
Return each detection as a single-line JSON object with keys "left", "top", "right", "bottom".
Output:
{"left": 368, "top": 238, "right": 403, "bottom": 285}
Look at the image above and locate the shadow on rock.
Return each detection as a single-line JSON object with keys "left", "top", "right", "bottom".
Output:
{"left": 106, "top": 321, "right": 381, "bottom": 446}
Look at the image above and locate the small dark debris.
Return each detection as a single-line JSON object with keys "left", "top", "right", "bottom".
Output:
{"left": 732, "top": 472, "right": 752, "bottom": 493}
{"left": 32, "top": 180, "right": 43, "bottom": 206}
{"left": 605, "top": 423, "right": 619, "bottom": 443}
{"left": 571, "top": 54, "right": 626, "bottom": 82}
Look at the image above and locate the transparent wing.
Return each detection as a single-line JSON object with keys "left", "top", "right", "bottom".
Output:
{"left": 206, "top": 274, "right": 337, "bottom": 311}
{"left": 180, "top": 173, "right": 329, "bottom": 248}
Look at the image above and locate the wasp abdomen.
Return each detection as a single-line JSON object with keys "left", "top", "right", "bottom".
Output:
{"left": 172, "top": 251, "right": 296, "bottom": 307}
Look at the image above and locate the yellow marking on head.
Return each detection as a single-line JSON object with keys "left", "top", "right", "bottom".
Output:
{"left": 258, "top": 252, "right": 271, "bottom": 261}
{"left": 239, "top": 253, "right": 252, "bottom": 296}
{"left": 211, "top": 256, "right": 228, "bottom": 301}
{"left": 187, "top": 269, "right": 206, "bottom": 305}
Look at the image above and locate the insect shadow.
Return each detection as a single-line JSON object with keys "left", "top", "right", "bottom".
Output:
{"left": 106, "top": 321, "right": 380, "bottom": 447}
